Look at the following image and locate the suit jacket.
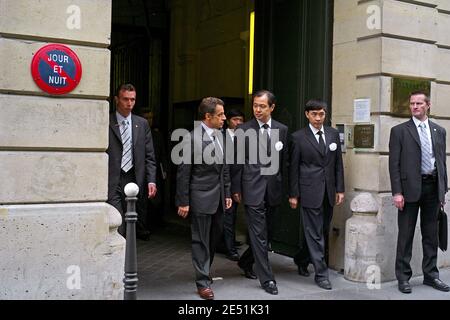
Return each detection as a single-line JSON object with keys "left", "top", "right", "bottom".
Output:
{"left": 175, "top": 126, "right": 231, "bottom": 214}
{"left": 389, "top": 118, "right": 447, "bottom": 203}
{"left": 107, "top": 113, "right": 157, "bottom": 200}
{"left": 231, "top": 118, "right": 289, "bottom": 207}
{"left": 288, "top": 125, "right": 345, "bottom": 209}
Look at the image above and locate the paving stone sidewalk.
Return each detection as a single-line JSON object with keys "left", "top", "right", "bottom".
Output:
{"left": 136, "top": 222, "right": 450, "bottom": 300}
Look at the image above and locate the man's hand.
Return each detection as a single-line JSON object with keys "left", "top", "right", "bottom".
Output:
{"left": 225, "top": 198, "right": 232, "bottom": 210}
{"left": 232, "top": 193, "right": 241, "bottom": 203}
{"left": 178, "top": 206, "right": 189, "bottom": 219}
{"left": 393, "top": 194, "right": 404, "bottom": 211}
{"left": 335, "top": 193, "right": 345, "bottom": 206}
{"left": 148, "top": 183, "right": 157, "bottom": 199}
{"left": 289, "top": 197, "right": 298, "bottom": 209}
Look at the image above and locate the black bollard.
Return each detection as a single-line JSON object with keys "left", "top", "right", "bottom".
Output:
{"left": 123, "top": 183, "right": 139, "bottom": 300}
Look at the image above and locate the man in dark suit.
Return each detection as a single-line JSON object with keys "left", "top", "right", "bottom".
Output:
{"left": 141, "top": 111, "right": 168, "bottom": 232}
{"left": 288, "top": 99, "right": 344, "bottom": 290}
{"left": 107, "top": 83, "right": 157, "bottom": 240}
{"left": 216, "top": 109, "right": 245, "bottom": 261}
{"left": 389, "top": 90, "right": 449, "bottom": 294}
{"left": 175, "top": 97, "right": 232, "bottom": 300}
{"left": 232, "top": 90, "right": 288, "bottom": 295}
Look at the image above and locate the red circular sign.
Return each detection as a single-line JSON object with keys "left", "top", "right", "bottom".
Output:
{"left": 31, "top": 44, "right": 82, "bottom": 95}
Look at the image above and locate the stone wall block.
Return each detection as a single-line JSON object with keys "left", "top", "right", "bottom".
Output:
{"left": 0, "top": 38, "right": 110, "bottom": 98}
{"left": 0, "top": 0, "right": 112, "bottom": 46}
{"left": 0, "top": 94, "right": 109, "bottom": 150}
{"left": 0, "top": 203, "right": 125, "bottom": 299}
{"left": 0, "top": 152, "right": 108, "bottom": 204}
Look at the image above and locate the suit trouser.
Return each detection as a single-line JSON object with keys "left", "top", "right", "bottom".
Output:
{"left": 108, "top": 168, "right": 148, "bottom": 237}
{"left": 222, "top": 201, "right": 239, "bottom": 255}
{"left": 239, "top": 203, "right": 275, "bottom": 286}
{"left": 146, "top": 171, "right": 165, "bottom": 230}
{"left": 191, "top": 205, "right": 224, "bottom": 289}
{"left": 395, "top": 178, "right": 440, "bottom": 281}
{"left": 294, "top": 206, "right": 333, "bottom": 269}
{"left": 300, "top": 194, "right": 333, "bottom": 282}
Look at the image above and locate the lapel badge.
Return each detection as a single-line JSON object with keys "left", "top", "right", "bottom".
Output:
{"left": 329, "top": 143, "right": 337, "bottom": 151}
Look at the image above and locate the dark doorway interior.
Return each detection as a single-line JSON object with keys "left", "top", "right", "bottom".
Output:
{"left": 110, "top": 0, "right": 334, "bottom": 258}
{"left": 110, "top": 0, "right": 169, "bottom": 134}
{"left": 253, "top": 0, "right": 334, "bottom": 256}
{"left": 110, "top": 0, "right": 171, "bottom": 230}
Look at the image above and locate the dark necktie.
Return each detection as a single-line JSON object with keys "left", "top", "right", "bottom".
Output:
{"left": 262, "top": 123, "right": 271, "bottom": 156}
{"left": 317, "top": 130, "right": 326, "bottom": 155}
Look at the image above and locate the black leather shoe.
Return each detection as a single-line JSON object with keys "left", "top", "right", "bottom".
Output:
{"left": 398, "top": 281, "right": 412, "bottom": 294}
{"left": 423, "top": 278, "right": 450, "bottom": 292}
{"left": 226, "top": 253, "right": 240, "bottom": 261}
{"left": 297, "top": 265, "right": 310, "bottom": 277}
{"left": 315, "top": 279, "right": 332, "bottom": 290}
{"left": 262, "top": 280, "right": 278, "bottom": 295}
{"left": 242, "top": 268, "right": 257, "bottom": 280}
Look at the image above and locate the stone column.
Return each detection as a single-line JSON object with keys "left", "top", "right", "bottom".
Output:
{"left": 344, "top": 193, "right": 379, "bottom": 282}
{"left": 0, "top": 0, "right": 124, "bottom": 299}
{"left": 331, "top": 0, "right": 450, "bottom": 281}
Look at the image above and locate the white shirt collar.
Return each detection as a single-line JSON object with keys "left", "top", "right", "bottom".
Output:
{"left": 412, "top": 116, "right": 429, "bottom": 129}
{"left": 227, "top": 128, "right": 235, "bottom": 138}
{"left": 116, "top": 111, "right": 132, "bottom": 125}
{"left": 257, "top": 118, "right": 272, "bottom": 129}
{"left": 309, "top": 123, "right": 324, "bottom": 135}
{"left": 201, "top": 121, "right": 215, "bottom": 139}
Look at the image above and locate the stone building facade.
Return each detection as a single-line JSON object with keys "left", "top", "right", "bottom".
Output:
{"left": 331, "top": 0, "right": 450, "bottom": 282}
{"left": 1, "top": 0, "right": 450, "bottom": 298}
{"left": 0, "top": 0, "right": 124, "bottom": 299}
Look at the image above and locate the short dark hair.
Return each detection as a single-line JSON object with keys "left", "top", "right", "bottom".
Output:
{"left": 305, "top": 99, "right": 328, "bottom": 112}
{"left": 115, "top": 83, "right": 136, "bottom": 97}
{"left": 226, "top": 109, "right": 245, "bottom": 119}
{"left": 198, "top": 97, "right": 224, "bottom": 120}
{"left": 410, "top": 90, "right": 430, "bottom": 103}
{"left": 252, "top": 89, "right": 276, "bottom": 106}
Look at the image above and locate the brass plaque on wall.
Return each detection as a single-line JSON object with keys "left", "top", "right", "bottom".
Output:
{"left": 354, "top": 124, "right": 374, "bottom": 148}
{"left": 391, "top": 78, "right": 430, "bottom": 116}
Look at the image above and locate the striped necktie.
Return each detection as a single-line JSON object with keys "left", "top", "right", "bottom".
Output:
{"left": 419, "top": 122, "right": 433, "bottom": 174}
{"left": 121, "top": 119, "right": 133, "bottom": 172}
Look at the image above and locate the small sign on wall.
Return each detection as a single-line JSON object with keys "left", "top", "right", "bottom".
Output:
{"left": 353, "top": 98, "right": 371, "bottom": 123}
{"left": 391, "top": 78, "right": 430, "bottom": 117}
{"left": 354, "top": 124, "right": 374, "bottom": 148}
{"left": 31, "top": 44, "right": 82, "bottom": 95}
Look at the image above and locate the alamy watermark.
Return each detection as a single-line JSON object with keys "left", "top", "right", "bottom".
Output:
{"left": 366, "top": 264, "right": 381, "bottom": 290}
{"left": 66, "top": 5, "right": 81, "bottom": 30}
{"left": 171, "top": 121, "right": 282, "bottom": 175}
{"left": 66, "top": 265, "right": 81, "bottom": 290}
{"left": 366, "top": 5, "right": 381, "bottom": 30}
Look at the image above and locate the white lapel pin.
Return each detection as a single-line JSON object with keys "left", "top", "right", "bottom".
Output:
{"left": 329, "top": 143, "right": 337, "bottom": 151}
